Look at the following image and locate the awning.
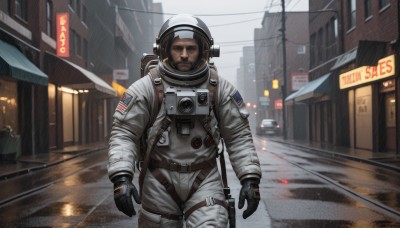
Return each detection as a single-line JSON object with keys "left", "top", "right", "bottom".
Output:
{"left": 0, "top": 39, "right": 48, "bottom": 85}
{"left": 45, "top": 52, "right": 116, "bottom": 96}
{"left": 285, "top": 73, "right": 331, "bottom": 102}
{"left": 330, "top": 48, "right": 357, "bottom": 70}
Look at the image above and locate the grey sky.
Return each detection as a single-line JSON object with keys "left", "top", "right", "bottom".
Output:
{"left": 153, "top": 0, "right": 308, "bottom": 86}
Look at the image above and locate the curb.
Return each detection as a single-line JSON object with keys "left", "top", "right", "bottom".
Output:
{"left": 271, "top": 139, "right": 400, "bottom": 173}
{"left": 0, "top": 146, "right": 107, "bottom": 181}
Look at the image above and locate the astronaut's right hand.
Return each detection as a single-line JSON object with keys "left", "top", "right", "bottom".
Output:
{"left": 112, "top": 175, "right": 141, "bottom": 217}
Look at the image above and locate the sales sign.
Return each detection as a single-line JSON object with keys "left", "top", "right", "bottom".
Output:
{"left": 339, "top": 54, "right": 395, "bottom": 89}
{"left": 57, "top": 13, "right": 69, "bottom": 57}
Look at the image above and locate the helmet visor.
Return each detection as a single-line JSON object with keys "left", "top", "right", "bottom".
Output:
{"left": 159, "top": 29, "right": 210, "bottom": 74}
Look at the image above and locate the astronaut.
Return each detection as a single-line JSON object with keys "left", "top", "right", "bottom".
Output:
{"left": 108, "top": 14, "right": 261, "bottom": 227}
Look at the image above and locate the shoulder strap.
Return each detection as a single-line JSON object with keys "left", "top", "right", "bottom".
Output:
{"left": 148, "top": 67, "right": 164, "bottom": 116}
{"left": 208, "top": 68, "right": 218, "bottom": 112}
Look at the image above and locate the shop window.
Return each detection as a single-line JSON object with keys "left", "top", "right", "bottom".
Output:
{"left": 385, "top": 93, "right": 395, "bottom": 127}
{"left": 0, "top": 79, "right": 18, "bottom": 134}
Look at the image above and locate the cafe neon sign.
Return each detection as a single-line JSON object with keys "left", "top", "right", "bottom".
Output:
{"left": 56, "top": 13, "right": 69, "bottom": 57}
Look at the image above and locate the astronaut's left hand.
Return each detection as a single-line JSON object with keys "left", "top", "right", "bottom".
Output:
{"left": 238, "top": 178, "right": 260, "bottom": 219}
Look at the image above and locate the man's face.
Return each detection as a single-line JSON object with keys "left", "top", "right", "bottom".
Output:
{"left": 170, "top": 38, "right": 199, "bottom": 71}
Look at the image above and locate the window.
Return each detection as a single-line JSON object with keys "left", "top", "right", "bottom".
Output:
{"left": 310, "top": 33, "right": 316, "bottom": 67}
{"left": 76, "top": 34, "right": 81, "bottom": 57}
{"left": 69, "top": 0, "right": 75, "bottom": 11}
{"left": 0, "top": 79, "right": 19, "bottom": 134}
{"left": 317, "top": 28, "right": 323, "bottom": 61}
{"left": 379, "top": 0, "right": 390, "bottom": 10}
{"left": 46, "top": 0, "right": 52, "bottom": 37}
{"left": 0, "top": 0, "right": 10, "bottom": 14}
{"left": 83, "top": 39, "right": 88, "bottom": 62}
{"left": 76, "top": 0, "right": 81, "bottom": 17}
{"left": 347, "top": 0, "right": 356, "bottom": 29}
{"left": 297, "top": 45, "right": 306, "bottom": 54}
{"left": 70, "top": 29, "right": 75, "bottom": 55}
{"left": 15, "top": 0, "right": 27, "bottom": 21}
{"left": 82, "top": 5, "right": 87, "bottom": 25}
{"left": 364, "top": 0, "right": 372, "bottom": 19}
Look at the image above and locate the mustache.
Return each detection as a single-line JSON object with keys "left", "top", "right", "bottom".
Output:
{"left": 176, "top": 60, "right": 193, "bottom": 65}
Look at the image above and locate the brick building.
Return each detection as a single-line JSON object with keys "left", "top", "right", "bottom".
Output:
{"left": 0, "top": 0, "right": 157, "bottom": 159}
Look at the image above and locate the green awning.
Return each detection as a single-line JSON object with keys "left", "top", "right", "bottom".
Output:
{"left": 285, "top": 73, "right": 331, "bottom": 103}
{"left": 0, "top": 40, "right": 48, "bottom": 85}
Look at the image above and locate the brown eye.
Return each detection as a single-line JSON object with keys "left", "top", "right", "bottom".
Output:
{"left": 187, "top": 46, "right": 197, "bottom": 52}
{"left": 172, "top": 46, "right": 183, "bottom": 52}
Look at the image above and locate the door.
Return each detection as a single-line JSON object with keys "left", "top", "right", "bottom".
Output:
{"left": 48, "top": 84, "right": 57, "bottom": 149}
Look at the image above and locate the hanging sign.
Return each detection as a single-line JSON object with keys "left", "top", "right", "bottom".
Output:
{"left": 57, "top": 13, "right": 69, "bottom": 57}
{"left": 113, "top": 69, "right": 129, "bottom": 80}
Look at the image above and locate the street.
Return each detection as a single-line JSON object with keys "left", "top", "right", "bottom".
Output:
{"left": 1, "top": 137, "right": 400, "bottom": 227}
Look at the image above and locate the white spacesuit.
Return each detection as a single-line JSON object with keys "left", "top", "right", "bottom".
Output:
{"left": 108, "top": 14, "right": 261, "bottom": 227}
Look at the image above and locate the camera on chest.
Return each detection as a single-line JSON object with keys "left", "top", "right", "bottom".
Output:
{"left": 165, "top": 87, "right": 210, "bottom": 116}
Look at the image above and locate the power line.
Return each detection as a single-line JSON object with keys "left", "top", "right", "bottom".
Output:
{"left": 209, "top": 17, "right": 263, "bottom": 27}
{"left": 116, "top": 6, "right": 266, "bottom": 16}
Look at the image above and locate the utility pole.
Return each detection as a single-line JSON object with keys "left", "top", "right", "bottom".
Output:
{"left": 281, "top": 0, "right": 287, "bottom": 139}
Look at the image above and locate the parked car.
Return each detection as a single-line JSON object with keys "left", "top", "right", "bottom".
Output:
{"left": 256, "top": 119, "right": 280, "bottom": 136}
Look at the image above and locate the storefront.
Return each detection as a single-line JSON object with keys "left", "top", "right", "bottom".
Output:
{"left": 0, "top": 39, "right": 48, "bottom": 158}
{"left": 285, "top": 73, "right": 332, "bottom": 142}
{"left": 44, "top": 52, "right": 117, "bottom": 149}
{"left": 339, "top": 54, "right": 397, "bottom": 152}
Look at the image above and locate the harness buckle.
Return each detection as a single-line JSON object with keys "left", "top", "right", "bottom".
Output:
{"left": 170, "top": 162, "right": 191, "bottom": 172}
{"left": 205, "top": 196, "right": 215, "bottom": 206}
{"left": 180, "top": 163, "right": 191, "bottom": 172}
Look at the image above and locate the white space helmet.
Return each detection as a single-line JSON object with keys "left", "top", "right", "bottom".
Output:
{"left": 153, "top": 14, "right": 220, "bottom": 85}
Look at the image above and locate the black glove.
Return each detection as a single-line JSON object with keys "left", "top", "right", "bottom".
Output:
{"left": 238, "top": 178, "right": 260, "bottom": 219}
{"left": 113, "top": 176, "right": 141, "bottom": 217}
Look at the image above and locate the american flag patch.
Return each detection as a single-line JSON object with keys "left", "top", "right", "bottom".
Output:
{"left": 116, "top": 93, "right": 133, "bottom": 114}
{"left": 232, "top": 90, "right": 243, "bottom": 106}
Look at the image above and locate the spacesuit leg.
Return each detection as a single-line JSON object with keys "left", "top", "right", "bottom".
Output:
{"left": 184, "top": 168, "right": 229, "bottom": 227}
{"left": 138, "top": 207, "right": 183, "bottom": 228}
{"left": 185, "top": 203, "right": 228, "bottom": 227}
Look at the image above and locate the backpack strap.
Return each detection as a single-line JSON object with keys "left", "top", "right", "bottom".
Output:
{"left": 208, "top": 68, "right": 218, "bottom": 118}
{"left": 138, "top": 67, "right": 170, "bottom": 197}
{"left": 148, "top": 67, "right": 164, "bottom": 116}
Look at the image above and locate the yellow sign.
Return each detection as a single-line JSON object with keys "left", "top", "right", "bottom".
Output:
{"left": 339, "top": 54, "right": 395, "bottom": 89}
{"left": 112, "top": 81, "right": 126, "bottom": 97}
{"left": 264, "top": 90, "right": 269, "bottom": 97}
{"left": 272, "top": 79, "right": 279, "bottom": 89}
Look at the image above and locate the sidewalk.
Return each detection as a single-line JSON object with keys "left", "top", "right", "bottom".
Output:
{"left": 0, "top": 142, "right": 108, "bottom": 180}
{"left": 270, "top": 137, "right": 400, "bottom": 172}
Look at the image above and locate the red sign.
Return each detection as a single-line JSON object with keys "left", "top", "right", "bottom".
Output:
{"left": 56, "top": 13, "right": 69, "bottom": 57}
{"left": 274, "top": 99, "right": 283, "bottom": 110}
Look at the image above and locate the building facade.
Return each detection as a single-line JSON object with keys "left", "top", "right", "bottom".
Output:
{"left": 290, "top": 0, "right": 399, "bottom": 153}
{"left": 0, "top": 0, "right": 158, "bottom": 160}
{"left": 255, "top": 11, "right": 309, "bottom": 139}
